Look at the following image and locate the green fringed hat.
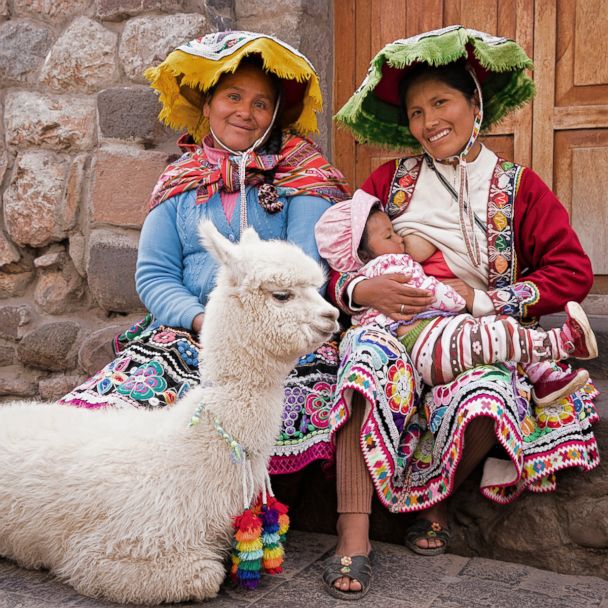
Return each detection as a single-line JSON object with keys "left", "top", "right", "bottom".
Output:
{"left": 335, "top": 25, "right": 535, "bottom": 151}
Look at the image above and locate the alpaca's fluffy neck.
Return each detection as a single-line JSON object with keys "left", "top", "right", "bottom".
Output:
{"left": 196, "top": 323, "right": 294, "bottom": 458}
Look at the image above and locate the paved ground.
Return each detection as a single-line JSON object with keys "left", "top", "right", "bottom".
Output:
{"left": 1, "top": 529, "right": 607, "bottom": 608}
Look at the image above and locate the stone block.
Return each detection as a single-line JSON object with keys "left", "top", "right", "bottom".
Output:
{"left": 4, "top": 151, "right": 79, "bottom": 248}
{"left": 0, "top": 149, "right": 7, "bottom": 185}
{"left": 566, "top": 495, "right": 608, "bottom": 549}
{"left": 298, "top": 15, "right": 331, "bottom": 155}
{"left": 78, "top": 323, "right": 124, "bottom": 374}
{"left": 0, "top": 19, "right": 53, "bottom": 83}
{"left": 90, "top": 145, "right": 170, "bottom": 228}
{"left": 65, "top": 153, "right": 87, "bottom": 230}
{"left": 17, "top": 320, "right": 80, "bottom": 371}
{"left": 41, "top": 17, "right": 118, "bottom": 93}
{"left": 5, "top": 91, "right": 96, "bottom": 151}
{"left": 237, "top": 13, "right": 302, "bottom": 48}
{"left": 0, "top": 271, "right": 34, "bottom": 297}
{"left": 87, "top": 229, "right": 143, "bottom": 313}
{"left": 0, "top": 365, "right": 41, "bottom": 396}
{"left": 97, "top": 86, "right": 161, "bottom": 141}
{"left": 119, "top": 14, "right": 209, "bottom": 82}
{"left": 0, "top": 340, "right": 16, "bottom": 366}
{"left": 34, "top": 263, "right": 85, "bottom": 315}
{"left": 0, "top": 232, "right": 21, "bottom": 267}
{"left": 38, "top": 374, "right": 86, "bottom": 400}
{"left": 96, "top": 0, "right": 208, "bottom": 20}
{"left": 13, "top": 0, "right": 92, "bottom": 21}
{"left": 0, "top": 304, "right": 32, "bottom": 340}
{"left": 69, "top": 233, "right": 87, "bottom": 277}
{"left": 235, "top": 0, "right": 303, "bottom": 18}
{"left": 34, "top": 246, "right": 67, "bottom": 269}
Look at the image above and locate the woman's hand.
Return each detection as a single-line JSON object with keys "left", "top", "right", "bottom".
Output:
{"left": 192, "top": 313, "right": 205, "bottom": 333}
{"left": 352, "top": 274, "right": 434, "bottom": 320}
{"left": 442, "top": 279, "right": 475, "bottom": 312}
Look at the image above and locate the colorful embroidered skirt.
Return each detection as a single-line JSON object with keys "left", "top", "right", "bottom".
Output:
{"left": 59, "top": 320, "right": 339, "bottom": 474}
{"left": 329, "top": 325, "right": 600, "bottom": 512}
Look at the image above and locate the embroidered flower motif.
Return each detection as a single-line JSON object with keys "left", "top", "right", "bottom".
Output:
{"left": 536, "top": 402, "right": 576, "bottom": 429}
{"left": 282, "top": 386, "right": 306, "bottom": 437}
{"left": 304, "top": 381, "right": 335, "bottom": 429}
{"left": 176, "top": 340, "right": 199, "bottom": 367}
{"left": 520, "top": 415, "right": 536, "bottom": 437}
{"left": 152, "top": 330, "right": 177, "bottom": 344}
{"left": 472, "top": 340, "right": 482, "bottom": 355}
{"left": 384, "top": 358, "right": 415, "bottom": 415}
{"left": 317, "top": 343, "right": 339, "bottom": 365}
{"left": 79, "top": 356, "right": 131, "bottom": 395}
{"left": 297, "top": 352, "right": 316, "bottom": 366}
{"left": 393, "top": 190, "right": 406, "bottom": 206}
{"left": 398, "top": 174, "right": 414, "bottom": 188}
{"left": 116, "top": 361, "right": 168, "bottom": 401}
{"left": 412, "top": 431, "right": 434, "bottom": 471}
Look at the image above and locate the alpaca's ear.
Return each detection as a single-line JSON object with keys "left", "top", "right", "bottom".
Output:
{"left": 240, "top": 226, "right": 261, "bottom": 246}
{"left": 198, "top": 220, "right": 240, "bottom": 267}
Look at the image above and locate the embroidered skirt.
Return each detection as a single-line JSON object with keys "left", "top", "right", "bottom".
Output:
{"left": 329, "top": 325, "right": 600, "bottom": 512}
{"left": 59, "top": 318, "right": 339, "bottom": 474}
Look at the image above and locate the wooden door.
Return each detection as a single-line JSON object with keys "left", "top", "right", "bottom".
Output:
{"left": 333, "top": 0, "right": 607, "bottom": 311}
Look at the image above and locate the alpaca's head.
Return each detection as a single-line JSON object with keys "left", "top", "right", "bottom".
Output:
{"left": 199, "top": 221, "right": 339, "bottom": 367}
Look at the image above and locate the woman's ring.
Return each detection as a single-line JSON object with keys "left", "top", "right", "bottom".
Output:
{"left": 400, "top": 304, "right": 405, "bottom": 314}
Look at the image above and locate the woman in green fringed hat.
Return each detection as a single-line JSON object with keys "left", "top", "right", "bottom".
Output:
{"left": 57, "top": 30, "right": 351, "bottom": 538}
{"left": 322, "top": 26, "right": 599, "bottom": 599}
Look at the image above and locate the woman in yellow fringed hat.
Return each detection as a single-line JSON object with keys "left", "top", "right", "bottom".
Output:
{"left": 58, "top": 31, "right": 349, "bottom": 494}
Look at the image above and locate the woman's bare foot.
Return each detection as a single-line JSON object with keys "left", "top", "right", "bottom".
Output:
{"left": 411, "top": 502, "right": 449, "bottom": 551}
{"left": 332, "top": 513, "right": 372, "bottom": 592}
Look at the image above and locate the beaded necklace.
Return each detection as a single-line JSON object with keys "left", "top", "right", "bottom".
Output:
{"left": 189, "top": 399, "right": 256, "bottom": 509}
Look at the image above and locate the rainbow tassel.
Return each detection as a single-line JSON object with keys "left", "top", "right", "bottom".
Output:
{"left": 260, "top": 496, "right": 290, "bottom": 574}
{"left": 230, "top": 494, "right": 290, "bottom": 588}
{"left": 231, "top": 508, "right": 263, "bottom": 589}
{"left": 269, "top": 496, "right": 290, "bottom": 543}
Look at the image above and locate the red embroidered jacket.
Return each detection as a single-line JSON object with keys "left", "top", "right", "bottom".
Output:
{"left": 329, "top": 158, "right": 593, "bottom": 320}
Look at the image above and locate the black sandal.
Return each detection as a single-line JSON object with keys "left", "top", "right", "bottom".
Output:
{"left": 404, "top": 519, "right": 450, "bottom": 556}
{"left": 322, "top": 553, "right": 373, "bottom": 600}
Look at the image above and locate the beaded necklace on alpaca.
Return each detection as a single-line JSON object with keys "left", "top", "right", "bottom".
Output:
{"left": 188, "top": 400, "right": 289, "bottom": 589}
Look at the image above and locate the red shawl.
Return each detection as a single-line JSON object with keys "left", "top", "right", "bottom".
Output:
{"left": 148, "top": 133, "right": 351, "bottom": 212}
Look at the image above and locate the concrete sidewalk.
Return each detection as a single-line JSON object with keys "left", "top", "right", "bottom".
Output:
{"left": 1, "top": 529, "right": 607, "bottom": 608}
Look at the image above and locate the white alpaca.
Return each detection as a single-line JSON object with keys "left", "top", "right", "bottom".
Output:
{"left": 0, "top": 222, "right": 339, "bottom": 604}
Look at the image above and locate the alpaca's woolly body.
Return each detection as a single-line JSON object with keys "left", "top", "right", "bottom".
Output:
{"left": 0, "top": 224, "right": 338, "bottom": 604}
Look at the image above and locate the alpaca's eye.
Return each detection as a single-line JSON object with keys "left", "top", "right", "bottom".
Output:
{"left": 272, "top": 291, "right": 293, "bottom": 302}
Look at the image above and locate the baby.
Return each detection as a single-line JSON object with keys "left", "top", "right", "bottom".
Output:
{"left": 315, "top": 190, "right": 597, "bottom": 402}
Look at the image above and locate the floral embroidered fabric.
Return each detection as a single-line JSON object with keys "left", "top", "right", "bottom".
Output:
{"left": 60, "top": 323, "right": 339, "bottom": 474}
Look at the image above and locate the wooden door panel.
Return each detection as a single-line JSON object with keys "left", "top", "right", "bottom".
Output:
{"left": 553, "top": 130, "right": 608, "bottom": 278}
{"left": 556, "top": 0, "right": 608, "bottom": 106}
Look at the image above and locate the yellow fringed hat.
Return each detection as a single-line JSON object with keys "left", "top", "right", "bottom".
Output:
{"left": 144, "top": 30, "right": 323, "bottom": 143}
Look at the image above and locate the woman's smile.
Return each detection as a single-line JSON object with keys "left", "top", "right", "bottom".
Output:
{"left": 405, "top": 77, "right": 481, "bottom": 160}
{"left": 427, "top": 128, "right": 451, "bottom": 143}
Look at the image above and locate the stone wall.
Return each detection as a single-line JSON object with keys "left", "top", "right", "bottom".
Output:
{"left": 0, "top": 1, "right": 334, "bottom": 400}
